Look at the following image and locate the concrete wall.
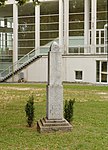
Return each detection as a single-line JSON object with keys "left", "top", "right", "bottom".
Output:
{"left": 62, "top": 56, "right": 96, "bottom": 83}
{"left": 7, "top": 55, "right": 107, "bottom": 84}
{"left": 24, "top": 56, "right": 48, "bottom": 82}
{"left": 7, "top": 56, "right": 48, "bottom": 82}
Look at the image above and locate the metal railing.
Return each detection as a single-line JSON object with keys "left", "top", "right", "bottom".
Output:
{"left": 0, "top": 48, "right": 47, "bottom": 81}
{"left": 68, "top": 44, "right": 107, "bottom": 54}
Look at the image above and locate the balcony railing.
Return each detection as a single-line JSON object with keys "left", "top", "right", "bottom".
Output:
{"left": 68, "top": 44, "right": 107, "bottom": 55}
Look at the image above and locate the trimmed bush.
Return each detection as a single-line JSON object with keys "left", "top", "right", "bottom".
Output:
{"left": 25, "top": 95, "right": 34, "bottom": 127}
{"left": 64, "top": 99, "right": 75, "bottom": 123}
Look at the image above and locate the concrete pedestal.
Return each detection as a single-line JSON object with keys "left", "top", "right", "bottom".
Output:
{"left": 37, "top": 118, "right": 72, "bottom": 133}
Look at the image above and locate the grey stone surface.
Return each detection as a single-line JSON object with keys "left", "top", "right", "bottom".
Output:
{"left": 37, "top": 42, "right": 72, "bottom": 133}
{"left": 37, "top": 118, "right": 72, "bottom": 133}
{"left": 48, "top": 42, "right": 62, "bottom": 85}
{"left": 47, "top": 42, "right": 63, "bottom": 120}
{"left": 47, "top": 85, "right": 63, "bottom": 120}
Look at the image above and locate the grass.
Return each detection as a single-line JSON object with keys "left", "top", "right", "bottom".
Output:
{"left": 0, "top": 83, "right": 108, "bottom": 150}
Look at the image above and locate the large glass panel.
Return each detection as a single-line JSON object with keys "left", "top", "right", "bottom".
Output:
{"left": 69, "top": 0, "right": 84, "bottom": 53}
{"left": 0, "top": 4, "right": 13, "bottom": 73}
{"left": 40, "top": 1, "right": 59, "bottom": 54}
{"left": 97, "top": 0, "right": 107, "bottom": 29}
{"left": 18, "top": 3, "right": 35, "bottom": 58}
{"left": 69, "top": 0, "right": 84, "bottom": 36}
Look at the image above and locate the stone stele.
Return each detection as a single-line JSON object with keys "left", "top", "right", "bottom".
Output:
{"left": 37, "top": 42, "right": 72, "bottom": 133}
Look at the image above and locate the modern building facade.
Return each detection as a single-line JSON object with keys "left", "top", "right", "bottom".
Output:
{"left": 0, "top": 0, "right": 107, "bottom": 84}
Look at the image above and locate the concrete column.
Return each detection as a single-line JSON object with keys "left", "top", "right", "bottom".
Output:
{"left": 59, "top": 0, "right": 64, "bottom": 53}
{"left": 84, "top": 0, "right": 90, "bottom": 53}
{"left": 91, "top": 0, "right": 97, "bottom": 54}
{"left": 35, "top": 4, "right": 40, "bottom": 54}
{"left": 13, "top": 2, "right": 18, "bottom": 64}
{"left": 64, "top": 0, "right": 69, "bottom": 54}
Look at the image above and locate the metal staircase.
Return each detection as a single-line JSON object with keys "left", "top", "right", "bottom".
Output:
{"left": 0, "top": 48, "right": 47, "bottom": 82}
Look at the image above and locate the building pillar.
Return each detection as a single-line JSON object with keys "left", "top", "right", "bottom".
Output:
{"left": 91, "top": 0, "right": 97, "bottom": 54}
{"left": 13, "top": 2, "right": 18, "bottom": 64}
{"left": 64, "top": 0, "right": 69, "bottom": 54}
{"left": 59, "top": 0, "right": 64, "bottom": 53}
{"left": 4, "top": 18, "right": 7, "bottom": 50}
{"left": 84, "top": 0, "right": 90, "bottom": 53}
{"left": 104, "top": 24, "right": 108, "bottom": 53}
{"left": 35, "top": 4, "right": 40, "bottom": 55}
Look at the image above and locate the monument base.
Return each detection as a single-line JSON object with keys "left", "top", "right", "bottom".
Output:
{"left": 37, "top": 118, "right": 72, "bottom": 133}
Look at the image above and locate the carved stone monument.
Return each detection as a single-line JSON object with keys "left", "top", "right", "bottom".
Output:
{"left": 37, "top": 42, "right": 72, "bottom": 133}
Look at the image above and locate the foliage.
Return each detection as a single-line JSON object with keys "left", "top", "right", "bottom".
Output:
{"left": 25, "top": 95, "right": 34, "bottom": 127}
{"left": 15, "top": 0, "right": 29, "bottom": 6}
{"left": 64, "top": 99, "right": 75, "bottom": 123}
{"left": 0, "top": 0, "right": 40, "bottom": 7}
{"left": 15, "top": 0, "right": 40, "bottom": 6}
{"left": 32, "top": 0, "right": 40, "bottom": 6}
{"left": 0, "top": 0, "right": 7, "bottom": 6}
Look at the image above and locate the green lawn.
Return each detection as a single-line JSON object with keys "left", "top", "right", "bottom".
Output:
{"left": 0, "top": 83, "right": 108, "bottom": 150}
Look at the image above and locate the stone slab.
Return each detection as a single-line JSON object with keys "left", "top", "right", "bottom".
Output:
{"left": 37, "top": 118, "right": 72, "bottom": 133}
{"left": 47, "top": 85, "right": 63, "bottom": 120}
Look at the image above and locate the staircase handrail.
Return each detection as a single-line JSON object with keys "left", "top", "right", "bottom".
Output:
{"left": 18, "top": 48, "right": 36, "bottom": 63}
{"left": 0, "top": 48, "right": 37, "bottom": 79}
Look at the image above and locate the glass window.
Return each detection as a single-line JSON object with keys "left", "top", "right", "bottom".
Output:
{"left": 40, "top": 1, "right": 59, "bottom": 48}
{"left": 101, "top": 74, "right": 107, "bottom": 82}
{"left": 96, "top": 61, "right": 100, "bottom": 82}
{"left": 18, "top": 3, "right": 35, "bottom": 56}
{"left": 0, "top": 20, "right": 4, "bottom": 27}
{"left": 97, "top": 0, "right": 107, "bottom": 29}
{"left": 75, "top": 71, "right": 83, "bottom": 80}
{"left": 96, "top": 61, "right": 107, "bottom": 83}
{"left": 101, "top": 62, "right": 107, "bottom": 72}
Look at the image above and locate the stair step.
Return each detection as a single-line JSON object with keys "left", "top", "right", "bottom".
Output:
{"left": 40, "top": 118, "right": 69, "bottom": 127}
{"left": 37, "top": 118, "right": 72, "bottom": 133}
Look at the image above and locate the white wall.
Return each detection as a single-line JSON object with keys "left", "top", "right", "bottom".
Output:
{"left": 62, "top": 56, "right": 96, "bottom": 83}
{"left": 7, "top": 56, "right": 48, "bottom": 82}
{"left": 24, "top": 56, "right": 48, "bottom": 82}
{"left": 6, "top": 55, "right": 107, "bottom": 84}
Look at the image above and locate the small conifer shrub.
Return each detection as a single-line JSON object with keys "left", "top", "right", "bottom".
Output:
{"left": 64, "top": 99, "right": 75, "bottom": 123}
{"left": 25, "top": 95, "right": 34, "bottom": 127}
